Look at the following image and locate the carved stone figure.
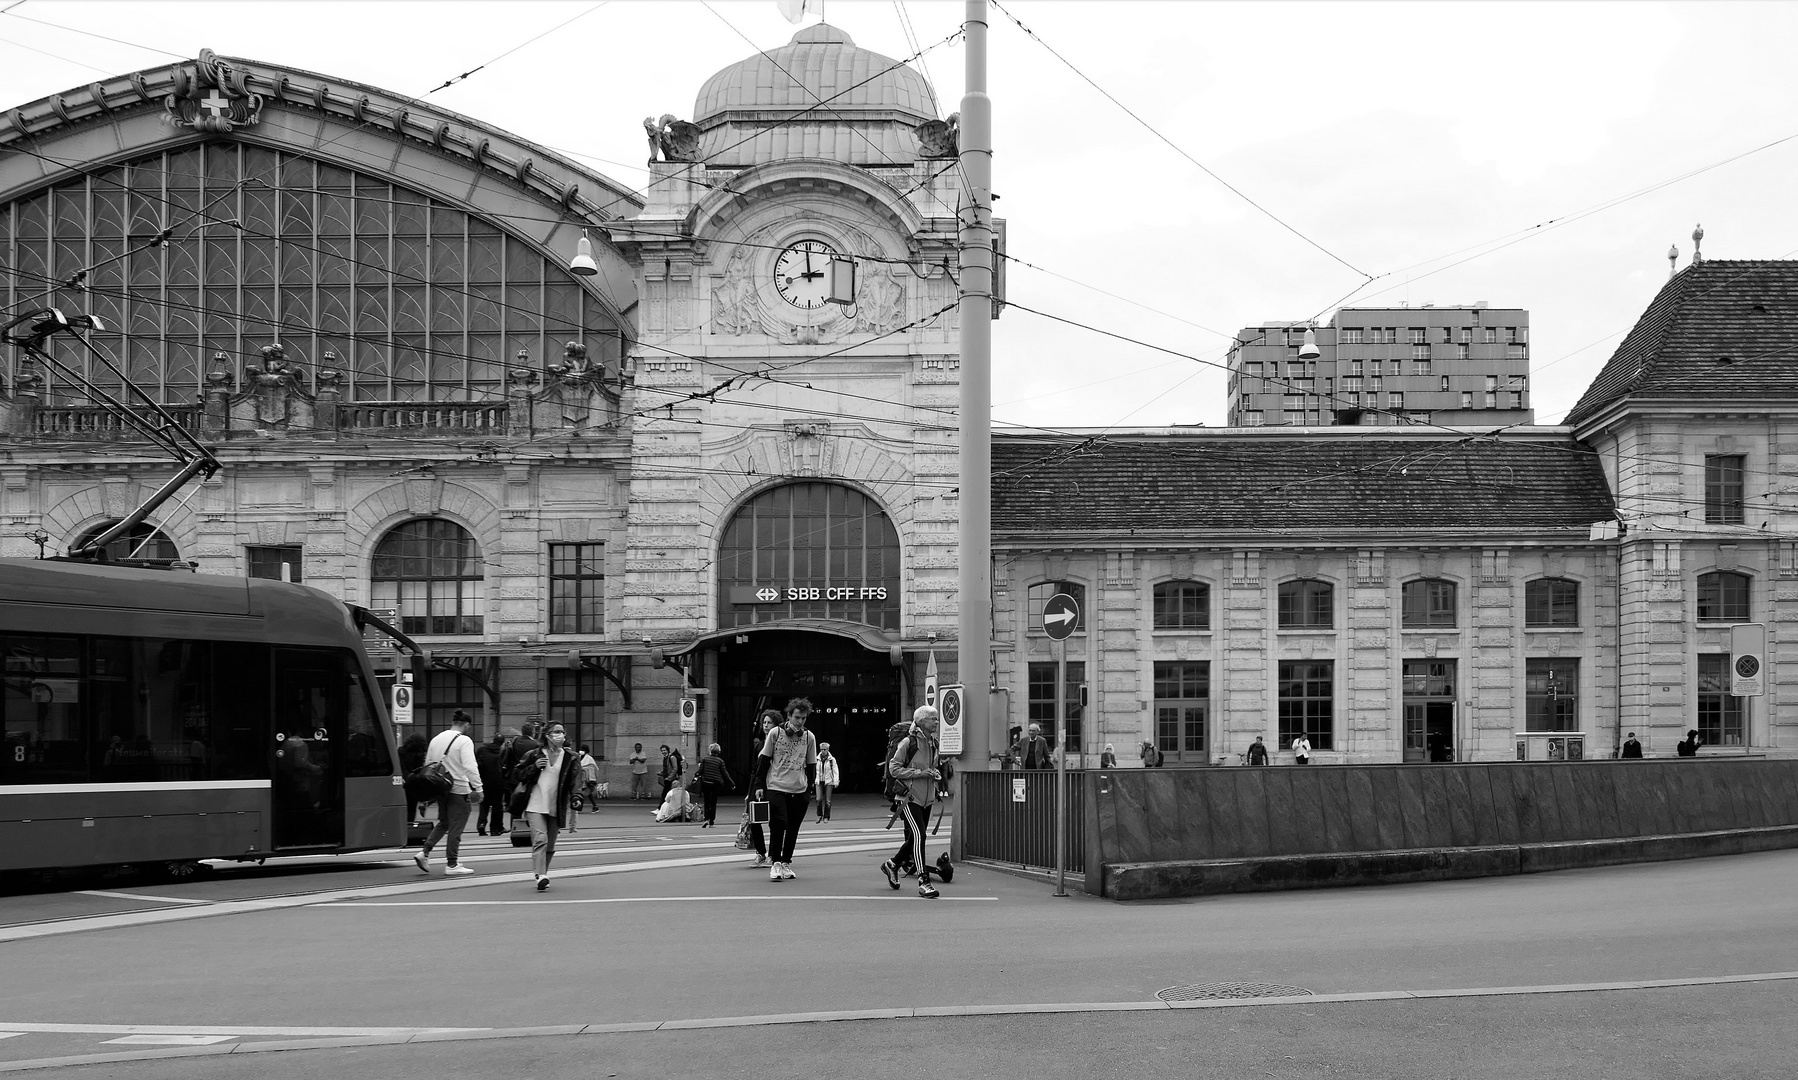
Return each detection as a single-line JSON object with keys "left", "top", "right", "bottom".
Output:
{"left": 915, "top": 112, "right": 959, "bottom": 158}
{"left": 644, "top": 114, "right": 703, "bottom": 163}
{"left": 712, "top": 251, "right": 760, "bottom": 336}
{"left": 853, "top": 263, "right": 906, "bottom": 334}
{"left": 243, "top": 344, "right": 305, "bottom": 426}
{"left": 546, "top": 341, "right": 595, "bottom": 390}
{"left": 165, "top": 48, "right": 264, "bottom": 133}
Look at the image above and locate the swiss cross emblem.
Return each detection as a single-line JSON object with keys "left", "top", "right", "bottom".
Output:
{"left": 165, "top": 48, "right": 264, "bottom": 133}
{"left": 756, "top": 587, "right": 780, "bottom": 602}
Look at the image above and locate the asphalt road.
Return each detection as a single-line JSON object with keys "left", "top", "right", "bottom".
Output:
{"left": 2, "top": 795, "right": 1796, "bottom": 1076}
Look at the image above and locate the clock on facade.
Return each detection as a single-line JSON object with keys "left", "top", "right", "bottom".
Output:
{"left": 773, "top": 240, "right": 836, "bottom": 309}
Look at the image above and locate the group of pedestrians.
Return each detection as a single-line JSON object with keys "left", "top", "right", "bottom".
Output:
{"left": 411, "top": 715, "right": 597, "bottom": 892}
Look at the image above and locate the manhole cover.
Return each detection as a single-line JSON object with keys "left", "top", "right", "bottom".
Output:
{"left": 1156, "top": 982, "right": 1313, "bottom": 1002}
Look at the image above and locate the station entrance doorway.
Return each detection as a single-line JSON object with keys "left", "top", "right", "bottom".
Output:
{"left": 1402, "top": 660, "right": 1457, "bottom": 763}
{"left": 714, "top": 630, "right": 900, "bottom": 793}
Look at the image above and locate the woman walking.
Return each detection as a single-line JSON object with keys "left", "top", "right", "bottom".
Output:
{"left": 744, "top": 711, "right": 778, "bottom": 868}
{"left": 753, "top": 697, "right": 818, "bottom": 882}
{"left": 815, "top": 742, "right": 840, "bottom": 823}
{"left": 695, "top": 742, "right": 734, "bottom": 827}
{"left": 516, "top": 722, "right": 582, "bottom": 892}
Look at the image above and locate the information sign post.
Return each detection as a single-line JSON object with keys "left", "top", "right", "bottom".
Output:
{"left": 1041, "top": 592, "right": 1078, "bottom": 898}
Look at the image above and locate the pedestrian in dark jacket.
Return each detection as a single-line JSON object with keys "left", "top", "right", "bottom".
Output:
{"left": 499, "top": 722, "right": 541, "bottom": 799}
{"left": 658, "top": 744, "right": 682, "bottom": 800}
{"left": 1020, "top": 724, "right": 1054, "bottom": 769}
{"left": 399, "top": 732, "right": 429, "bottom": 822}
{"left": 516, "top": 723, "right": 583, "bottom": 891}
{"left": 744, "top": 712, "right": 778, "bottom": 867}
{"left": 474, "top": 734, "right": 505, "bottom": 835}
{"left": 1246, "top": 736, "right": 1270, "bottom": 766}
{"left": 1677, "top": 729, "right": 1701, "bottom": 757}
{"left": 695, "top": 743, "right": 734, "bottom": 827}
{"left": 1621, "top": 732, "right": 1644, "bottom": 759}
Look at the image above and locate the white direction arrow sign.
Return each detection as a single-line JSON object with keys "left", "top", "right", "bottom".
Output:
{"left": 1042, "top": 592, "right": 1080, "bottom": 640}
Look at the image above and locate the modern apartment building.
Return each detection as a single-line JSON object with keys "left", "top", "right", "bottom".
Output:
{"left": 1226, "top": 305, "right": 1533, "bottom": 427}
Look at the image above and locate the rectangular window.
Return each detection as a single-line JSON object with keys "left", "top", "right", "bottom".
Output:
{"left": 1485, "top": 375, "right": 1498, "bottom": 393}
{"left": 1153, "top": 582, "right": 1209, "bottom": 629}
{"left": 417, "top": 668, "right": 485, "bottom": 740}
{"left": 1277, "top": 661, "right": 1333, "bottom": 750}
{"left": 246, "top": 545, "right": 303, "bottom": 583}
{"left": 1457, "top": 344, "right": 1470, "bottom": 360}
{"left": 1339, "top": 329, "right": 1362, "bottom": 344}
{"left": 1697, "top": 654, "right": 1745, "bottom": 746}
{"left": 1283, "top": 395, "right": 1305, "bottom": 410}
{"left": 1696, "top": 572, "right": 1750, "bottom": 622}
{"left": 1412, "top": 358, "right": 1430, "bottom": 375}
{"left": 1408, "top": 328, "right": 1427, "bottom": 345}
{"left": 548, "top": 669, "right": 607, "bottom": 757}
{"left": 1507, "top": 327, "right": 1521, "bottom": 344}
{"left": 1349, "top": 360, "right": 1363, "bottom": 375}
{"left": 1461, "top": 392, "right": 1472, "bottom": 409}
{"left": 1369, "top": 376, "right": 1383, "bottom": 393}
{"left": 549, "top": 542, "right": 605, "bottom": 634}
{"left": 1153, "top": 661, "right": 1208, "bottom": 757}
{"left": 1483, "top": 327, "right": 1498, "bottom": 343}
{"left": 1342, "top": 376, "right": 1362, "bottom": 392}
{"left": 1242, "top": 411, "right": 1264, "bottom": 426}
{"left": 1027, "top": 661, "right": 1084, "bottom": 750}
{"left": 1507, "top": 344, "right": 1526, "bottom": 359}
{"left": 1244, "top": 361, "right": 1261, "bottom": 377}
{"left": 1704, "top": 455, "right": 1745, "bottom": 525}
{"left": 1525, "top": 658, "right": 1579, "bottom": 731}
{"left": 1389, "top": 392, "right": 1404, "bottom": 411}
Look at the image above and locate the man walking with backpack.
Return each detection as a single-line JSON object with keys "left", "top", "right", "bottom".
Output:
{"left": 883, "top": 705, "right": 953, "bottom": 899}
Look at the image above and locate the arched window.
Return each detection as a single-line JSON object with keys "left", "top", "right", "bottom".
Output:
{"left": 0, "top": 145, "right": 622, "bottom": 404}
{"left": 74, "top": 520, "right": 178, "bottom": 563}
{"left": 1277, "top": 579, "right": 1333, "bottom": 629}
{"left": 371, "top": 519, "right": 484, "bottom": 635}
{"left": 1028, "top": 581, "right": 1086, "bottom": 634}
{"left": 1401, "top": 578, "right": 1457, "bottom": 629}
{"left": 1525, "top": 578, "right": 1579, "bottom": 627}
{"left": 715, "top": 482, "right": 901, "bottom": 630}
{"left": 1153, "top": 581, "right": 1209, "bottom": 630}
{"left": 1696, "top": 571, "right": 1750, "bottom": 623}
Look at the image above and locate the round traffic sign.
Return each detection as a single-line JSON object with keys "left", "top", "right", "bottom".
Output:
{"left": 1042, "top": 592, "right": 1080, "bottom": 640}
{"left": 1736, "top": 654, "right": 1760, "bottom": 679}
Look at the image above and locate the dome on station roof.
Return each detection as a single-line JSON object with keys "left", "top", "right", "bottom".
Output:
{"left": 695, "top": 23, "right": 939, "bottom": 123}
{"left": 687, "top": 24, "right": 944, "bottom": 166}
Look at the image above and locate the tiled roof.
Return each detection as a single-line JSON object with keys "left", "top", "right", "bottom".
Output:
{"left": 1567, "top": 260, "right": 1798, "bottom": 425}
{"left": 991, "top": 432, "right": 1616, "bottom": 538}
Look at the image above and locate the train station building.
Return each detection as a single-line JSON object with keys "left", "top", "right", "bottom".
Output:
{"left": 2, "top": 32, "right": 1795, "bottom": 792}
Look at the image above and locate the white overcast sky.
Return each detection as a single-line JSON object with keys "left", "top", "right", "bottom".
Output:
{"left": 1, "top": 1, "right": 1792, "bottom": 430}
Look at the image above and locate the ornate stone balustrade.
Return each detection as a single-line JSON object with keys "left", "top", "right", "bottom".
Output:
{"left": 34, "top": 404, "right": 201, "bottom": 438}
{"left": 338, "top": 401, "right": 509, "bottom": 432}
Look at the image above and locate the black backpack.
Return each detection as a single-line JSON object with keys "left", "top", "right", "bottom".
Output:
{"left": 882, "top": 724, "right": 931, "bottom": 800}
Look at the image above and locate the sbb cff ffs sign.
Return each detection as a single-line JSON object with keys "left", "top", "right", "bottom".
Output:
{"left": 729, "top": 585, "right": 889, "bottom": 604}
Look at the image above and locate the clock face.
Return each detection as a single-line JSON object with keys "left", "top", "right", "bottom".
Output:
{"left": 773, "top": 240, "right": 835, "bottom": 309}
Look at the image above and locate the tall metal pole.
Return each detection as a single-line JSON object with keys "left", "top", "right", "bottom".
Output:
{"left": 958, "top": 0, "right": 995, "bottom": 771}
{"left": 1054, "top": 636, "right": 1068, "bottom": 897}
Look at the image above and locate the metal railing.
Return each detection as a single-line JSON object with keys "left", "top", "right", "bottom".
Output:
{"left": 35, "top": 404, "right": 201, "bottom": 437}
{"left": 960, "top": 769, "right": 1085, "bottom": 874}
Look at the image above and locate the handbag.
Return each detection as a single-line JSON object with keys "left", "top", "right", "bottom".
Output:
{"left": 404, "top": 733, "right": 462, "bottom": 798}
{"left": 733, "top": 813, "right": 753, "bottom": 850}
{"left": 507, "top": 786, "right": 530, "bottom": 818}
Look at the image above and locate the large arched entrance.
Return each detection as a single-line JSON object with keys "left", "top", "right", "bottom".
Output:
{"left": 715, "top": 630, "right": 900, "bottom": 793}
{"left": 713, "top": 481, "right": 903, "bottom": 790}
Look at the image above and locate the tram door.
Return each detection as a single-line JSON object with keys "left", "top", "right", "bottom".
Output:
{"left": 272, "top": 650, "right": 347, "bottom": 848}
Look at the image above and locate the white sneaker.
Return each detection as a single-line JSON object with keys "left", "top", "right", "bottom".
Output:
{"left": 413, "top": 851, "right": 430, "bottom": 875}
{"left": 770, "top": 863, "right": 783, "bottom": 882}
{"left": 779, "top": 862, "right": 796, "bottom": 880}
{"left": 752, "top": 855, "right": 769, "bottom": 868}
{"left": 444, "top": 865, "right": 474, "bottom": 876}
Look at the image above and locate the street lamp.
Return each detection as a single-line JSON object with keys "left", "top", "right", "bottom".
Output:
{"left": 568, "top": 231, "right": 599, "bottom": 277}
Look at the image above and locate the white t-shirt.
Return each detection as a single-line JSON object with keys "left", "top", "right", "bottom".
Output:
{"left": 760, "top": 726, "right": 818, "bottom": 794}
{"left": 526, "top": 748, "right": 565, "bottom": 815}
{"left": 1292, "top": 737, "right": 1311, "bottom": 758}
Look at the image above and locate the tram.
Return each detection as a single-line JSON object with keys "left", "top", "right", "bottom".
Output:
{"left": 0, "top": 558, "right": 406, "bottom": 875}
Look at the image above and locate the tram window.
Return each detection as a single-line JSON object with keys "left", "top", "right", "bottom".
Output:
{"left": 342, "top": 655, "right": 393, "bottom": 777}
{"left": 1, "top": 633, "right": 85, "bottom": 785}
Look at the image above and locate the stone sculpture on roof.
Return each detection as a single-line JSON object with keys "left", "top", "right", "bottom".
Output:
{"left": 643, "top": 114, "right": 703, "bottom": 163}
{"left": 914, "top": 113, "right": 959, "bottom": 159}
{"left": 164, "top": 48, "right": 263, "bottom": 133}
